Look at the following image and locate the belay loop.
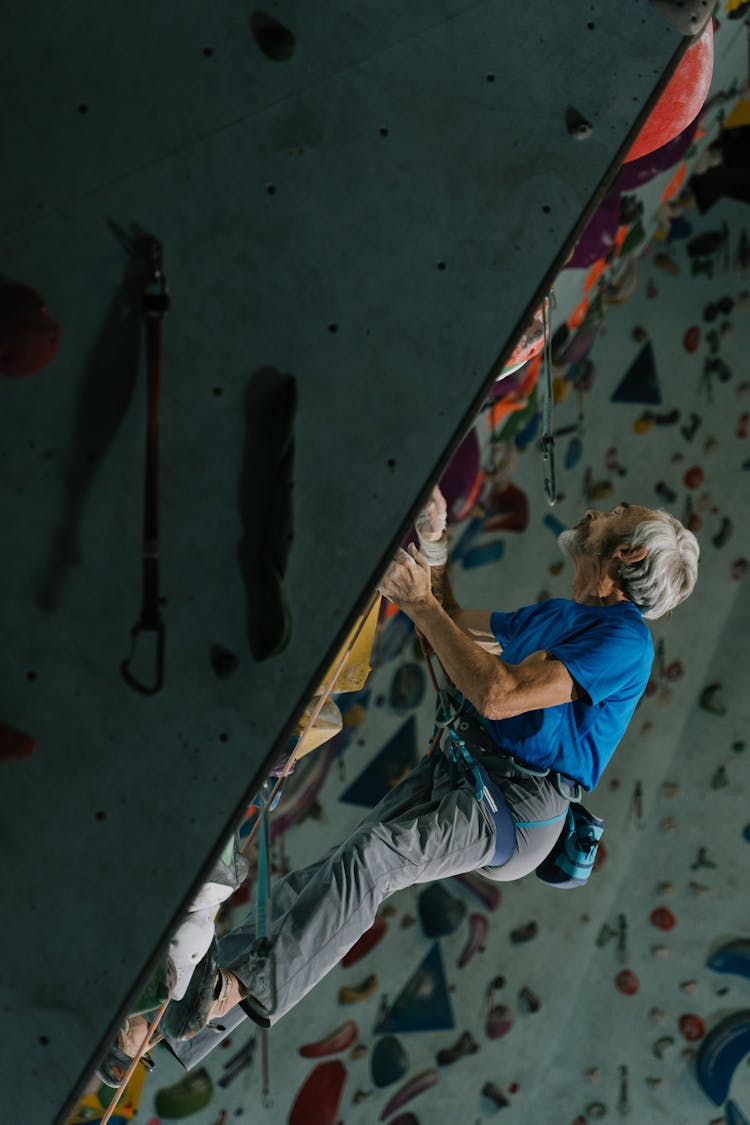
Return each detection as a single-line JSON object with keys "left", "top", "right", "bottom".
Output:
{"left": 120, "top": 232, "right": 170, "bottom": 695}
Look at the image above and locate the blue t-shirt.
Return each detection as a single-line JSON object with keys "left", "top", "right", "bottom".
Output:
{"left": 486, "top": 598, "right": 653, "bottom": 791}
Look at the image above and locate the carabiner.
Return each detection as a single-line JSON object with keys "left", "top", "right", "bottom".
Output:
{"left": 120, "top": 619, "right": 166, "bottom": 695}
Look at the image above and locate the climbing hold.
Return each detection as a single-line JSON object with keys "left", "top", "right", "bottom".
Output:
{"left": 650, "top": 1007, "right": 668, "bottom": 1024}
{"left": 289, "top": 1060, "right": 347, "bottom": 1125}
{"left": 710, "top": 765, "right": 729, "bottom": 789}
{"left": 731, "top": 559, "right": 748, "bottom": 580}
{"left": 683, "top": 465, "right": 704, "bottom": 489}
{"left": 708, "top": 939, "right": 750, "bottom": 980}
{"left": 209, "top": 645, "right": 240, "bottom": 679}
{"left": 341, "top": 717, "right": 417, "bottom": 807}
{"left": 389, "top": 663, "right": 426, "bottom": 713}
{"left": 418, "top": 884, "right": 466, "bottom": 939}
{"left": 680, "top": 979, "right": 699, "bottom": 994}
{"left": 726, "top": 1100, "right": 750, "bottom": 1125}
{"left": 695, "top": 1008, "right": 750, "bottom": 1106}
{"left": 439, "top": 428, "right": 483, "bottom": 524}
{"left": 737, "top": 413, "right": 749, "bottom": 438}
{"left": 653, "top": 1036, "right": 676, "bottom": 1060}
{"left": 543, "top": 513, "right": 567, "bottom": 537}
{"left": 615, "top": 969, "right": 640, "bottom": 995}
{"left": 251, "top": 14, "right": 296, "bottom": 60}
{"left": 482, "top": 482, "right": 529, "bottom": 533}
{"left": 655, "top": 481, "right": 677, "bottom": 504}
{"left": 338, "top": 973, "right": 377, "bottom": 1005}
{"left": 155, "top": 1068, "right": 214, "bottom": 1118}
{"left": 485, "top": 1004, "right": 514, "bottom": 1040}
{"left": 461, "top": 540, "right": 506, "bottom": 570}
{"left": 683, "top": 326, "right": 701, "bottom": 353}
{"left": 679, "top": 1013, "right": 706, "bottom": 1041}
{"left": 700, "top": 683, "right": 726, "bottom": 715}
{"left": 0, "top": 282, "right": 62, "bottom": 376}
{"left": 376, "top": 943, "right": 455, "bottom": 1034}
{"left": 518, "top": 986, "right": 541, "bottom": 1013}
{"left": 605, "top": 447, "right": 627, "bottom": 476}
{"left": 299, "top": 1020, "right": 359, "bottom": 1059}
{"left": 586, "top": 1100, "right": 608, "bottom": 1119}
{"left": 510, "top": 921, "right": 538, "bottom": 944}
{"left": 371, "top": 1036, "right": 409, "bottom": 1088}
{"left": 435, "top": 1030, "right": 479, "bottom": 1066}
{"left": 379, "top": 1069, "right": 438, "bottom": 1121}
{"left": 653, "top": 252, "right": 678, "bottom": 275}
{"left": 341, "top": 915, "right": 388, "bottom": 968}
{"left": 651, "top": 945, "right": 669, "bottom": 959}
{"left": 632, "top": 325, "right": 649, "bottom": 343}
{"left": 568, "top": 432, "right": 584, "bottom": 468}
{"left": 566, "top": 107, "right": 593, "bottom": 139}
{"left": 456, "top": 913, "right": 488, "bottom": 969}
{"left": 482, "top": 1081, "right": 510, "bottom": 1109}
{"left": 646, "top": 279, "right": 659, "bottom": 299}
{"left": 611, "top": 341, "right": 662, "bottom": 405}
{"left": 453, "top": 870, "right": 501, "bottom": 910}
{"left": 0, "top": 723, "right": 36, "bottom": 762}
{"left": 650, "top": 907, "right": 676, "bottom": 931}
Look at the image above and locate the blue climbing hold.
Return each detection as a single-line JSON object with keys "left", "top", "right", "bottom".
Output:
{"left": 370, "top": 1035, "right": 409, "bottom": 1088}
{"left": 340, "top": 717, "right": 417, "bottom": 808}
{"left": 727, "top": 1100, "right": 750, "bottom": 1125}
{"left": 418, "top": 883, "right": 466, "bottom": 938}
{"left": 611, "top": 341, "right": 662, "bottom": 405}
{"left": 375, "top": 942, "right": 455, "bottom": 1034}
{"left": 461, "top": 540, "right": 505, "bottom": 569}
{"left": 708, "top": 939, "right": 750, "bottom": 980}
{"left": 695, "top": 1008, "right": 750, "bottom": 1106}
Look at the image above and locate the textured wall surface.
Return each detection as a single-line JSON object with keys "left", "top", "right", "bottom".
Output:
{"left": 3, "top": 2, "right": 749, "bottom": 1124}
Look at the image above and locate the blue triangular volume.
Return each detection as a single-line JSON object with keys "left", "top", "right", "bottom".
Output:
{"left": 340, "top": 716, "right": 418, "bottom": 808}
{"left": 374, "top": 942, "right": 455, "bottom": 1033}
{"left": 611, "top": 341, "right": 662, "bottom": 404}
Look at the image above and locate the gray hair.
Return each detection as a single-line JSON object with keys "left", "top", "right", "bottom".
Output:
{"left": 618, "top": 511, "right": 699, "bottom": 620}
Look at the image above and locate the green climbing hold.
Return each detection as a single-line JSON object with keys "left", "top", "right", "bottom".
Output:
{"left": 155, "top": 1067, "right": 214, "bottom": 1118}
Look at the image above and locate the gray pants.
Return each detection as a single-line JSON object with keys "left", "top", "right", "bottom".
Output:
{"left": 218, "top": 751, "right": 568, "bottom": 1028}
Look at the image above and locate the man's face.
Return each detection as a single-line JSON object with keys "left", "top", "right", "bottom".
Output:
{"left": 558, "top": 503, "right": 656, "bottom": 560}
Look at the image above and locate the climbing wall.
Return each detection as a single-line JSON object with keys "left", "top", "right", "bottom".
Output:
{"left": 65, "top": 7, "right": 750, "bottom": 1123}
{"left": 3, "top": 3, "right": 713, "bottom": 1122}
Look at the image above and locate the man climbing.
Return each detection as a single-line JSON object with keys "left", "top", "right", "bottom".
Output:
{"left": 104, "top": 489, "right": 699, "bottom": 1078}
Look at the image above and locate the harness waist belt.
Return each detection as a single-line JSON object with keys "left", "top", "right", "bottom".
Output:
{"left": 454, "top": 715, "right": 582, "bottom": 800}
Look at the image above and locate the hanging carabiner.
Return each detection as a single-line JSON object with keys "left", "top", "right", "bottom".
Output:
{"left": 120, "top": 618, "right": 166, "bottom": 695}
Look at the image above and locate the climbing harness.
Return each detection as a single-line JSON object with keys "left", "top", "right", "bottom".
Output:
{"left": 538, "top": 292, "right": 558, "bottom": 507}
{"left": 120, "top": 228, "right": 170, "bottom": 695}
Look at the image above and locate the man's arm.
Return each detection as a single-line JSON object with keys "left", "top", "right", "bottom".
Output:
{"left": 411, "top": 598, "right": 580, "bottom": 719}
{"left": 379, "top": 546, "right": 579, "bottom": 719}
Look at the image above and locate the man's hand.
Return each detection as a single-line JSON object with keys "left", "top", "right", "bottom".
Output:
{"left": 378, "top": 543, "right": 435, "bottom": 612}
{"left": 416, "top": 485, "right": 448, "bottom": 543}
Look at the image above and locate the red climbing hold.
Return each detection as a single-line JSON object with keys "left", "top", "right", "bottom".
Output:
{"left": 0, "top": 283, "right": 62, "bottom": 377}
{"left": 650, "top": 907, "right": 676, "bottom": 931}
{"left": 340, "top": 914, "right": 387, "bottom": 968}
{"left": 678, "top": 1013, "right": 706, "bottom": 1041}
{"left": 615, "top": 970, "right": 640, "bottom": 995}
{"left": 289, "top": 1060, "right": 347, "bottom": 1125}
{"left": 624, "top": 20, "right": 713, "bottom": 162}
{"left": 0, "top": 723, "right": 36, "bottom": 762}
{"left": 683, "top": 465, "right": 704, "bottom": 490}
{"left": 683, "top": 326, "right": 701, "bottom": 353}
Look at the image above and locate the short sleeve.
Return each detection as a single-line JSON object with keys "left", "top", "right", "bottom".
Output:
{"left": 548, "top": 620, "right": 650, "bottom": 705}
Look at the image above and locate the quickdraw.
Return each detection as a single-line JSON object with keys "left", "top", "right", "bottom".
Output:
{"left": 538, "top": 292, "right": 557, "bottom": 507}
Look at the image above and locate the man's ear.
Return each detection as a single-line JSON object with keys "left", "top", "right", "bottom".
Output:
{"left": 614, "top": 542, "right": 648, "bottom": 566}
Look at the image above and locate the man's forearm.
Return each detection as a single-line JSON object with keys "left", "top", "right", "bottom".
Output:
{"left": 429, "top": 563, "right": 460, "bottom": 618}
{"left": 410, "top": 597, "right": 511, "bottom": 714}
